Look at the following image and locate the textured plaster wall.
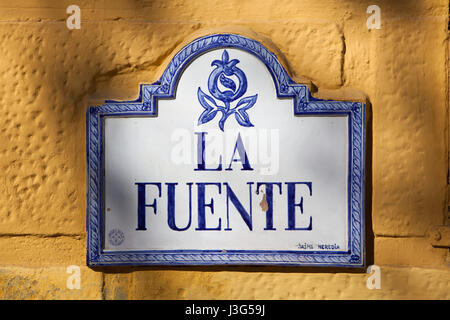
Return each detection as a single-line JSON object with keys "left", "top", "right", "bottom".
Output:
{"left": 0, "top": 0, "right": 449, "bottom": 299}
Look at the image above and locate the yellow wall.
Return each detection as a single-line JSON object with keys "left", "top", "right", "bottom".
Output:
{"left": 0, "top": 0, "right": 449, "bottom": 299}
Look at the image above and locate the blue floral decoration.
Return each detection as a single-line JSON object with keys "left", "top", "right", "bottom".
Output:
{"left": 197, "top": 50, "right": 257, "bottom": 131}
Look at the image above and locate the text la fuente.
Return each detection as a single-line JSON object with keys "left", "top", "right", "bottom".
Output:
{"left": 135, "top": 132, "right": 313, "bottom": 232}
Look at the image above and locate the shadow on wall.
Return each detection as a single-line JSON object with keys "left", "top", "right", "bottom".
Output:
{"left": 13, "top": 0, "right": 380, "bottom": 270}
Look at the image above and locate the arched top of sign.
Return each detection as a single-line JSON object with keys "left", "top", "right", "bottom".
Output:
{"left": 92, "top": 33, "right": 363, "bottom": 116}
{"left": 87, "top": 33, "right": 366, "bottom": 267}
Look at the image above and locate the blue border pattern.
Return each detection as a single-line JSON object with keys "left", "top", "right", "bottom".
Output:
{"left": 86, "top": 33, "right": 365, "bottom": 267}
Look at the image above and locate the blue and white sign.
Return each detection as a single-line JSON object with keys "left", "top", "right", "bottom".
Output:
{"left": 86, "top": 34, "right": 366, "bottom": 267}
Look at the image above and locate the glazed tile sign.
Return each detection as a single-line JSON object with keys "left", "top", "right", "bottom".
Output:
{"left": 86, "top": 34, "right": 366, "bottom": 267}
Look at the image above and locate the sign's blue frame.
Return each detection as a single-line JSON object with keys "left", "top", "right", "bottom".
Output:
{"left": 86, "top": 34, "right": 366, "bottom": 267}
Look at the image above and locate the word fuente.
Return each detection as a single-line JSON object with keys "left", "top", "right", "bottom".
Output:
{"left": 135, "top": 132, "right": 313, "bottom": 232}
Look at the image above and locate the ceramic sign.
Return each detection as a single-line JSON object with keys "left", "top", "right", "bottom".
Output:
{"left": 86, "top": 34, "right": 366, "bottom": 267}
